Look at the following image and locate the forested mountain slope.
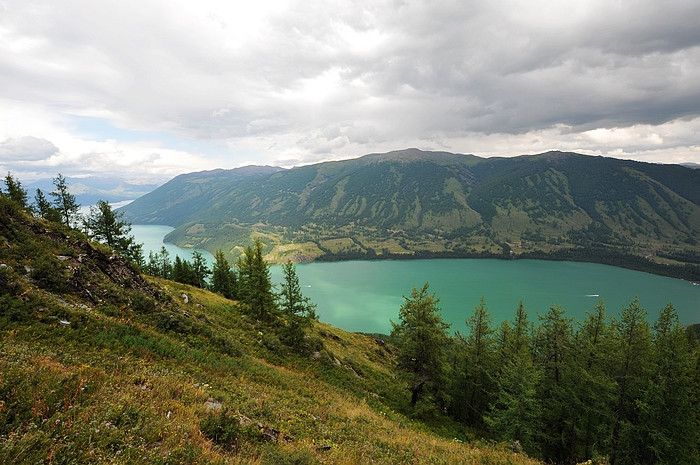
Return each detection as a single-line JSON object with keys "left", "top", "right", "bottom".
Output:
{"left": 119, "top": 149, "right": 700, "bottom": 276}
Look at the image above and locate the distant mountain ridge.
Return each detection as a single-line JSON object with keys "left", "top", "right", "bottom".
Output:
{"left": 27, "top": 175, "right": 161, "bottom": 205}
{"left": 119, "top": 149, "right": 700, "bottom": 276}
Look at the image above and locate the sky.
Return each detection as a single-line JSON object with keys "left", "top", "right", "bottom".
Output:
{"left": 1, "top": 0, "right": 700, "bottom": 183}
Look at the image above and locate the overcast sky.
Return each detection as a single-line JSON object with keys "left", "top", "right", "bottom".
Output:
{"left": 2, "top": 0, "right": 700, "bottom": 182}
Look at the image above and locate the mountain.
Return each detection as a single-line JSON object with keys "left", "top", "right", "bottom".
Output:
{"left": 0, "top": 195, "right": 543, "bottom": 464}
{"left": 119, "top": 149, "right": 700, "bottom": 276}
{"left": 27, "top": 175, "right": 162, "bottom": 206}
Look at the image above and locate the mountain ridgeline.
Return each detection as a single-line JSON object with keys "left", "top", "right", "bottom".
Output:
{"left": 119, "top": 149, "right": 700, "bottom": 277}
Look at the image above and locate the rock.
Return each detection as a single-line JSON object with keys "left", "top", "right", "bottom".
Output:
{"left": 510, "top": 440, "right": 522, "bottom": 453}
{"left": 59, "top": 320, "right": 70, "bottom": 326}
{"left": 310, "top": 351, "right": 321, "bottom": 361}
{"left": 261, "top": 426, "right": 280, "bottom": 442}
{"left": 181, "top": 293, "right": 189, "bottom": 304}
{"left": 205, "top": 400, "right": 222, "bottom": 410}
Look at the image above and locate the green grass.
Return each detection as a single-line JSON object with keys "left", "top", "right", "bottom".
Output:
{"left": 0, "top": 198, "right": 547, "bottom": 464}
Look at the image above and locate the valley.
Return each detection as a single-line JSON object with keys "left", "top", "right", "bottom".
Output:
{"left": 119, "top": 149, "right": 700, "bottom": 281}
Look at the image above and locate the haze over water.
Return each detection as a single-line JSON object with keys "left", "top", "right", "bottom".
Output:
{"left": 132, "top": 225, "right": 700, "bottom": 335}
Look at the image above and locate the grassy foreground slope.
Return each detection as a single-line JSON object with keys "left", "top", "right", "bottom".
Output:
{"left": 0, "top": 198, "right": 541, "bottom": 464}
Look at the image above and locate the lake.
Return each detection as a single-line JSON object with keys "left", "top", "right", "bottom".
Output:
{"left": 130, "top": 225, "right": 215, "bottom": 265}
{"left": 131, "top": 225, "right": 700, "bottom": 334}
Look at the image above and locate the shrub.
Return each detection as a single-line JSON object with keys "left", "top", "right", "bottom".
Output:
{"left": 200, "top": 408, "right": 241, "bottom": 450}
{"left": 30, "top": 254, "right": 68, "bottom": 292}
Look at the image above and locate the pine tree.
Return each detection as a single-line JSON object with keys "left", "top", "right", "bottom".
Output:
{"left": 34, "top": 188, "right": 61, "bottom": 222}
{"left": 485, "top": 302, "right": 541, "bottom": 457}
{"left": 460, "top": 296, "right": 495, "bottom": 426}
{"left": 279, "top": 260, "right": 316, "bottom": 319}
{"left": 191, "top": 251, "right": 211, "bottom": 288}
{"left": 609, "top": 297, "right": 652, "bottom": 465}
{"left": 83, "top": 199, "right": 143, "bottom": 264}
{"left": 486, "top": 345, "right": 542, "bottom": 456}
{"left": 236, "top": 238, "right": 276, "bottom": 321}
{"left": 2, "top": 172, "right": 29, "bottom": 209}
{"left": 637, "top": 303, "right": 699, "bottom": 464}
{"left": 50, "top": 173, "right": 80, "bottom": 227}
{"left": 535, "top": 304, "right": 576, "bottom": 463}
{"left": 211, "top": 249, "right": 236, "bottom": 299}
{"left": 149, "top": 246, "right": 172, "bottom": 279}
{"left": 391, "top": 283, "right": 451, "bottom": 407}
{"left": 572, "top": 300, "right": 616, "bottom": 462}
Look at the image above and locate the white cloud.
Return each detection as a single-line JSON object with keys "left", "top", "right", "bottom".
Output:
{"left": 0, "top": 0, "right": 699, "bottom": 182}
{"left": 0, "top": 136, "right": 58, "bottom": 161}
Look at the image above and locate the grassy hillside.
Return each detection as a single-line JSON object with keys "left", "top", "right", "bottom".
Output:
{"left": 118, "top": 150, "right": 700, "bottom": 278}
{"left": 0, "top": 197, "right": 541, "bottom": 464}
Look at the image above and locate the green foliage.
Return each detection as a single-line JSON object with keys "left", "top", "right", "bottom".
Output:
{"left": 200, "top": 407, "right": 242, "bottom": 450}
{"left": 33, "top": 188, "right": 61, "bottom": 222}
{"left": 84, "top": 199, "right": 143, "bottom": 265}
{"left": 279, "top": 260, "right": 316, "bottom": 319}
{"left": 119, "top": 150, "right": 700, "bottom": 279}
{"left": 50, "top": 173, "right": 80, "bottom": 227}
{"left": 391, "top": 283, "right": 451, "bottom": 408}
{"left": 237, "top": 238, "right": 277, "bottom": 321}
{"left": 2, "top": 172, "right": 29, "bottom": 210}
{"left": 210, "top": 249, "right": 237, "bottom": 299}
{"left": 30, "top": 254, "right": 69, "bottom": 292}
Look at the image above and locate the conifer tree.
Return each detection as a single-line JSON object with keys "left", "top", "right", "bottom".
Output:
{"left": 391, "top": 283, "right": 450, "bottom": 407}
{"left": 535, "top": 304, "right": 576, "bottom": 463}
{"left": 211, "top": 249, "right": 236, "bottom": 299}
{"left": 236, "top": 238, "right": 276, "bottom": 321}
{"left": 486, "top": 302, "right": 541, "bottom": 457}
{"left": 279, "top": 260, "right": 316, "bottom": 319}
{"left": 50, "top": 173, "right": 80, "bottom": 227}
{"left": 191, "top": 251, "right": 210, "bottom": 288}
{"left": 609, "top": 297, "right": 652, "bottom": 465}
{"left": 84, "top": 199, "right": 143, "bottom": 264}
{"left": 460, "top": 297, "right": 495, "bottom": 426}
{"left": 572, "top": 300, "right": 616, "bottom": 462}
{"left": 637, "top": 303, "right": 699, "bottom": 464}
{"left": 146, "top": 246, "right": 173, "bottom": 279}
{"left": 2, "top": 172, "right": 29, "bottom": 209}
{"left": 34, "top": 188, "right": 61, "bottom": 222}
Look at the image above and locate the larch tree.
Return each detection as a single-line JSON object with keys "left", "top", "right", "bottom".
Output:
{"left": 236, "top": 238, "right": 276, "bottom": 321}
{"left": 485, "top": 301, "right": 542, "bottom": 457}
{"left": 391, "top": 283, "right": 451, "bottom": 408}
{"left": 637, "top": 303, "right": 699, "bottom": 464}
{"left": 34, "top": 188, "right": 61, "bottom": 222}
{"left": 609, "top": 297, "right": 652, "bottom": 465}
{"left": 84, "top": 199, "right": 143, "bottom": 265}
{"left": 572, "top": 300, "right": 616, "bottom": 462}
{"left": 211, "top": 249, "right": 236, "bottom": 299}
{"left": 2, "top": 172, "right": 29, "bottom": 210}
{"left": 460, "top": 296, "right": 496, "bottom": 426}
{"left": 50, "top": 174, "right": 80, "bottom": 227}
{"left": 535, "top": 304, "right": 576, "bottom": 463}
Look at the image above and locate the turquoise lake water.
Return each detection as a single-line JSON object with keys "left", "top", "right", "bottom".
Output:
{"left": 131, "top": 225, "right": 700, "bottom": 334}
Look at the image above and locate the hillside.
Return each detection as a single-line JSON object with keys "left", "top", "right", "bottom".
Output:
{"left": 0, "top": 196, "right": 541, "bottom": 464}
{"left": 119, "top": 149, "right": 700, "bottom": 277}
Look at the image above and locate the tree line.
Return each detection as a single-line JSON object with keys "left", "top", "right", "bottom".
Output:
{"left": 391, "top": 283, "right": 700, "bottom": 464}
